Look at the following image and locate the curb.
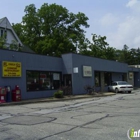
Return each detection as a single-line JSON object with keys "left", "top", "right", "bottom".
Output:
{"left": 0, "top": 92, "right": 116, "bottom": 106}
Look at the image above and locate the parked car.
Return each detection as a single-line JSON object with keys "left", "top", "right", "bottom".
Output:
{"left": 108, "top": 81, "right": 133, "bottom": 93}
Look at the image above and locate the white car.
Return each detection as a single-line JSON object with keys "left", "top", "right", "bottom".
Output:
{"left": 108, "top": 81, "right": 133, "bottom": 93}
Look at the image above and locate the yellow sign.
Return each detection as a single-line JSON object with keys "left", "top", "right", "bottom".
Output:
{"left": 2, "top": 61, "right": 21, "bottom": 77}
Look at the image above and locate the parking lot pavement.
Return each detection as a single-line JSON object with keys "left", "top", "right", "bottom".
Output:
{"left": 0, "top": 92, "right": 116, "bottom": 106}
{"left": 0, "top": 90, "right": 139, "bottom": 140}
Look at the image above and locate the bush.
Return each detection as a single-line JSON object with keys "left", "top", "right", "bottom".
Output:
{"left": 84, "top": 85, "right": 94, "bottom": 94}
{"left": 54, "top": 90, "right": 63, "bottom": 98}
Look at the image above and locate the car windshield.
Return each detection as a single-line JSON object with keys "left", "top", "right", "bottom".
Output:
{"left": 117, "top": 81, "right": 128, "bottom": 85}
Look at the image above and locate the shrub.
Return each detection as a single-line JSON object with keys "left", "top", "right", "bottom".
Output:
{"left": 84, "top": 85, "right": 94, "bottom": 94}
{"left": 54, "top": 90, "right": 63, "bottom": 98}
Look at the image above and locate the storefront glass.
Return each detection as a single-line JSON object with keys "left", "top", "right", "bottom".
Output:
{"left": 95, "top": 71, "right": 101, "bottom": 87}
{"left": 26, "top": 70, "right": 61, "bottom": 91}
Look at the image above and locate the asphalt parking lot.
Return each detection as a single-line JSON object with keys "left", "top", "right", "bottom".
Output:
{"left": 0, "top": 89, "right": 140, "bottom": 140}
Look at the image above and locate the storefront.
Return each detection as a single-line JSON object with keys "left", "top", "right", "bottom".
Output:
{"left": 0, "top": 49, "right": 140, "bottom": 100}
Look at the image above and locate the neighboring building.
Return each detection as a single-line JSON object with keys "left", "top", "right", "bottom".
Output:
{"left": 0, "top": 17, "right": 23, "bottom": 48}
{"left": 0, "top": 49, "right": 140, "bottom": 100}
{"left": 0, "top": 17, "right": 35, "bottom": 53}
{"left": 129, "top": 65, "right": 140, "bottom": 68}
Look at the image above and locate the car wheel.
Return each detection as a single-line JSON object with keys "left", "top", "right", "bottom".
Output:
{"left": 115, "top": 88, "right": 119, "bottom": 93}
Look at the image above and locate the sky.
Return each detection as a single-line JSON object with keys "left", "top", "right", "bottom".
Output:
{"left": 0, "top": 0, "right": 140, "bottom": 50}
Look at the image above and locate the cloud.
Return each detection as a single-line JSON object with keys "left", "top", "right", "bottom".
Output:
{"left": 99, "top": 13, "right": 119, "bottom": 27}
{"left": 127, "top": 0, "right": 140, "bottom": 14}
{"left": 134, "top": 35, "right": 140, "bottom": 44}
{"left": 98, "top": 0, "right": 140, "bottom": 49}
{"left": 107, "top": 16, "right": 140, "bottom": 49}
{"left": 126, "top": 0, "right": 138, "bottom": 7}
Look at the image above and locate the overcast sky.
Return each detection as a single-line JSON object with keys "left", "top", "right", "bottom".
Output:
{"left": 0, "top": 0, "right": 140, "bottom": 50}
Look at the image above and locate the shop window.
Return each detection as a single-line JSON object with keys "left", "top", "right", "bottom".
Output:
{"left": 39, "top": 72, "right": 51, "bottom": 90}
{"left": 0, "top": 29, "right": 7, "bottom": 39}
{"left": 53, "top": 73, "right": 61, "bottom": 89}
{"left": 104, "top": 72, "right": 112, "bottom": 86}
{"left": 95, "top": 71, "right": 101, "bottom": 87}
{"left": 26, "top": 70, "right": 61, "bottom": 91}
{"left": 27, "top": 71, "right": 40, "bottom": 91}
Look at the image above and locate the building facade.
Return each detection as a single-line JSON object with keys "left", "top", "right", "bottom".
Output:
{"left": 0, "top": 17, "right": 23, "bottom": 48}
{"left": 0, "top": 49, "right": 140, "bottom": 100}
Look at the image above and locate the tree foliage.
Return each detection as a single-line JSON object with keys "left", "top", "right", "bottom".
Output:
{"left": 12, "top": 3, "right": 89, "bottom": 56}
{"left": 79, "top": 34, "right": 140, "bottom": 65}
{"left": 0, "top": 37, "right": 6, "bottom": 49}
{"left": 12, "top": 3, "right": 140, "bottom": 65}
{"left": 116, "top": 45, "right": 140, "bottom": 65}
{"left": 80, "top": 34, "right": 116, "bottom": 60}
{"left": 0, "top": 36, "right": 22, "bottom": 51}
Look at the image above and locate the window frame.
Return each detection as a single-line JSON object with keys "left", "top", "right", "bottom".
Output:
{"left": 104, "top": 72, "right": 112, "bottom": 86}
{"left": 94, "top": 71, "right": 101, "bottom": 87}
{"left": 1, "top": 29, "right": 3, "bottom": 37}
{"left": 26, "top": 70, "right": 62, "bottom": 92}
{"left": 0, "top": 29, "right": 7, "bottom": 39}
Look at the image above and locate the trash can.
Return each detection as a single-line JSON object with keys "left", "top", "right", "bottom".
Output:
{"left": 5, "top": 86, "right": 11, "bottom": 102}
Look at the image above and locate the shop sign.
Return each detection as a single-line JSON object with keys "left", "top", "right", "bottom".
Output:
{"left": 53, "top": 73, "right": 60, "bottom": 80}
{"left": 2, "top": 61, "right": 21, "bottom": 77}
{"left": 129, "top": 72, "right": 133, "bottom": 79}
{"left": 83, "top": 66, "right": 92, "bottom": 77}
{"left": 73, "top": 67, "right": 78, "bottom": 73}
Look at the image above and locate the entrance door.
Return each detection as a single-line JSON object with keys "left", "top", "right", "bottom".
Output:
{"left": 63, "top": 74, "right": 72, "bottom": 95}
{"left": 63, "top": 74, "right": 72, "bottom": 86}
{"left": 122, "top": 73, "right": 127, "bottom": 81}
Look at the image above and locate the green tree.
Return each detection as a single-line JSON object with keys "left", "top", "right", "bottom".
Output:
{"left": 115, "top": 45, "right": 140, "bottom": 65}
{"left": 0, "top": 37, "right": 6, "bottom": 49}
{"left": 9, "top": 40, "right": 22, "bottom": 51}
{"left": 12, "top": 23, "right": 25, "bottom": 44}
{"left": 129, "top": 48, "right": 137, "bottom": 65}
{"left": 13, "top": 3, "right": 89, "bottom": 56}
{"left": 81, "top": 34, "right": 116, "bottom": 60}
{"left": 128, "top": 47, "right": 140, "bottom": 65}
{"left": 105, "top": 46, "right": 116, "bottom": 60}
{"left": 117, "top": 44, "right": 132, "bottom": 64}
{"left": 90, "top": 34, "right": 109, "bottom": 59}
{"left": 136, "top": 48, "right": 140, "bottom": 64}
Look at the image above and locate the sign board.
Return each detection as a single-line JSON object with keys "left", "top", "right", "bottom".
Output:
{"left": 53, "top": 73, "right": 60, "bottom": 80}
{"left": 129, "top": 72, "right": 133, "bottom": 79}
{"left": 2, "top": 61, "right": 21, "bottom": 77}
{"left": 83, "top": 66, "right": 92, "bottom": 77}
{"left": 73, "top": 67, "right": 78, "bottom": 73}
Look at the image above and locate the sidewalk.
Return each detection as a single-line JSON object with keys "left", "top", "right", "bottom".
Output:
{"left": 0, "top": 92, "right": 116, "bottom": 106}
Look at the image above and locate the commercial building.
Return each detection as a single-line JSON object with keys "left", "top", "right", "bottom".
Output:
{"left": 0, "top": 17, "right": 139, "bottom": 100}
{"left": 0, "top": 49, "right": 140, "bottom": 100}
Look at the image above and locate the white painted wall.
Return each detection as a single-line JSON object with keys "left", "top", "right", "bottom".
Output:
{"left": 0, "top": 18, "right": 22, "bottom": 48}
{"left": 0, "top": 27, "right": 18, "bottom": 48}
{"left": 6, "top": 29, "right": 17, "bottom": 44}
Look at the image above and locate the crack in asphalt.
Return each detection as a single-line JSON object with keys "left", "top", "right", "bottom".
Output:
{"left": 39, "top": 114, "right": 109, "bottom": 140}
{"left": 37, "top": 94, "right": 140, "bottom": 139}
{"left": 0, "top": 93, "right": 139, "bottom": 140}
{"left": 71, "top": 111, "right": 106, "bottom": 119}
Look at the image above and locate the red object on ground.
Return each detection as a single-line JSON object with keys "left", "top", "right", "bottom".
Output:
{"left": 12, "top": 85, "right": 21, "bottom": 102}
